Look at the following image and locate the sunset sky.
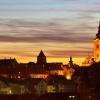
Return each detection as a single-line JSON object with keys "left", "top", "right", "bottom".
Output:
{"left": 0, "top": 0, "right": 100, "bottom": 65}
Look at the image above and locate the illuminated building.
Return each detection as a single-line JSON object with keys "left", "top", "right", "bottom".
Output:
{"left": 94, "top": 21, "right": 100, "bottom": 62}
{"left": 82, "top": 21, "right": 100, "bottom": 66}
{"left": 46, "top": 63, "right": 64, "bottom": 75}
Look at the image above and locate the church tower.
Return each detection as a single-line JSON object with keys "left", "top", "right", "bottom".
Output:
{"left": 68, "top": 56, "right": 73, "bottom": 67}
{"left": 94, "top": 21, "right": 100, "bottom": 61}
{"left": 37, "top": 50, "right": 47, "bottom": 65}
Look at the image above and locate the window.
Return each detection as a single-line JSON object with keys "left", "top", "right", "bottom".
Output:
{"left": 97, "top": 54, "right": 99, "bottom": 57}
{"left": 97, "top": 44, "right": 99, "bottom": 49}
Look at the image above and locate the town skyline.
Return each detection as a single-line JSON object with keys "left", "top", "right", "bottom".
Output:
{"left": 0, "top": 0, "right": 100, "bottom": 99}
{"left": 0, "top": 0, "right": 100, "bottom": 65}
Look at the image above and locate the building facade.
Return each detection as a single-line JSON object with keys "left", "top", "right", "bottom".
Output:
{"left": 82, "top": 21, "right": 100, "bottom": 66}
{"left": 94, "top": 21, "right": 100, "bottom": 62}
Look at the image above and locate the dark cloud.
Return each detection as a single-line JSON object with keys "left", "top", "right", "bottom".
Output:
{"left": 0, "top": 34, "right": 93, "bottom": 43}
{"left": 0, "top": 19, "right": 94, "bottom": 43}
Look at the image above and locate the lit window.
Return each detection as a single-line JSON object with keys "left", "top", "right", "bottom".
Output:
{"left": 66, "top": 75, "right": 71, "bottom": 80}
{"left": 72, "top": 96, "right": 75, "bottom": 98}
{"left": 69, "top": 96, "right": 72, "bottom": 98}
{"left": 9, "top": 90, "right": 12, "bottom": 94}
{"left": 18, "top": 72, "right": 20, "bottom": 74}
{"left": 69, "top": 96, "right": 75, "bottom": 98}
{"left": 18, "top": 76, "right": 21, "bottom": 79}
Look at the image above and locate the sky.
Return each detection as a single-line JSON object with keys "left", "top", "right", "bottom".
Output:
{"left": 0, "top": 0, "right": 100, "bottom": 65}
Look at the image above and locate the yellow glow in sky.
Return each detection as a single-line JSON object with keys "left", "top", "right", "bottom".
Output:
{"left": 15, "top": 57, "right": 85, "bottom": 66}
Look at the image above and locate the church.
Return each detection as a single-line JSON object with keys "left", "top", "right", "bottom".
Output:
{"left": 83, "top": 21, "right": 100, "bottom": 66}
{"left": 94, "top": 21, "right": 100, "bottom": 61}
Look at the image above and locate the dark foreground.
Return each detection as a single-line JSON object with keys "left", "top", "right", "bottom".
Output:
{"left": 0, "top": 93, "right": 99, "bottom": 100}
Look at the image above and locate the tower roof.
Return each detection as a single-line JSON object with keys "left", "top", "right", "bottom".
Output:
{"left": 38, "top": 50, "right": 46, "bottom": 57}
{"left": 96, "top": 21, "right": 100, "bottom": 39}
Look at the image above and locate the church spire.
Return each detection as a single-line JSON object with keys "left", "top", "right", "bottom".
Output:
{"left": 37, "top": 50, "right": 46, "bottom": 64}
{"left": 38, "top": 50, "right": 45, "bottom": 57}
{"left": 96, "top": 21, "right": 100, "bottom": 39}
{"left": 68, "top": 56, "right": 73, "bottom": 67}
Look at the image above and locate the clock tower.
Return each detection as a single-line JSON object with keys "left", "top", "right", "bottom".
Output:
{"left": 94, "top": 21, "right": 100, "bottom": 61}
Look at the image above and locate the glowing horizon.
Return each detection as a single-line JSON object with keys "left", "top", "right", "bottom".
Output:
{"left": 0, "top": 57, "right": 85, "bottom": 66}
{"left": 0, "top": 52, "right": 90, "bottom": 66}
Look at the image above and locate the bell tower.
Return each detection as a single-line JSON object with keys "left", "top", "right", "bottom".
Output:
{"left": 94, "top": 21, "right": 100, "bottom": 61}
{"left": 37, "top": 50, "right": 47, "bottom": 65}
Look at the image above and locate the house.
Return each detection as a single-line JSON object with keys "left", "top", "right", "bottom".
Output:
{"left": 47, "top": 75, "right": 76, "bottom": 93}
{"left": 25, "top": 78, "right": 47, "bottom": 96}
